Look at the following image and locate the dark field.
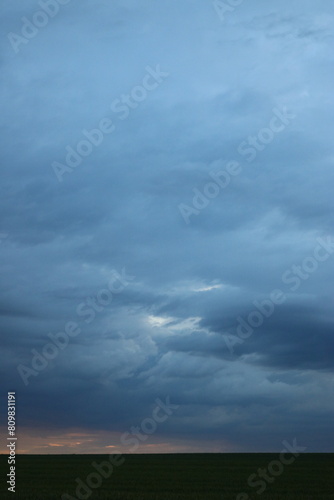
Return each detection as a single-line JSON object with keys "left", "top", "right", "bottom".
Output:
{"left": 1, "top": 453, "right": 334, "bottom": 500}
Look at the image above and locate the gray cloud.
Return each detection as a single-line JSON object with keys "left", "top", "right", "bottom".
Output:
{"left": 1, "top": 0, "right": 334, "bottom": 452}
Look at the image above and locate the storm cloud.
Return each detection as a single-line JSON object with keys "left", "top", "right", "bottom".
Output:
{"left": 1, "top": 0, "right": 334, "bottom": 453}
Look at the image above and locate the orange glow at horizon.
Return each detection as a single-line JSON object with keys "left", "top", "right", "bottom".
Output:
{"left": 0, "top": 427, "right": 234, "bottom": 454}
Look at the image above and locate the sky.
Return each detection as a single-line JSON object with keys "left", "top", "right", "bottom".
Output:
{"left": 1, "top": 0, "right": 334, "bottom": 454}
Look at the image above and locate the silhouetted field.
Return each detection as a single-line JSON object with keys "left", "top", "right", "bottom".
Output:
{"left": 1, "top": 453, "right": 333, "bottom": 499}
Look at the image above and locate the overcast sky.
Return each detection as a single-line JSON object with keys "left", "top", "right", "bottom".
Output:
{"left": 1, "top": 0, "right": 334, "bottom": 454}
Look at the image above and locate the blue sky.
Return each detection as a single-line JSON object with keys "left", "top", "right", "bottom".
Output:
{"left": 1, "top": 0, "right": 334, "bottom": 453}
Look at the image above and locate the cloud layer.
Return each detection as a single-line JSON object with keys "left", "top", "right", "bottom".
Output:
{"left": 1, "top": 0, "right": 334, "bottom": 453}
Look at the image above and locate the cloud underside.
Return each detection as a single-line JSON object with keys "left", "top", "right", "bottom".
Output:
{"left": 1, "top": 0, "right": 334, "bottom": 452}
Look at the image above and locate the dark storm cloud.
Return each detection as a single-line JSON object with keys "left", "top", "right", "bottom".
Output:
{"left": 1, "top": 0, "right": 334, "bottom": 452}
